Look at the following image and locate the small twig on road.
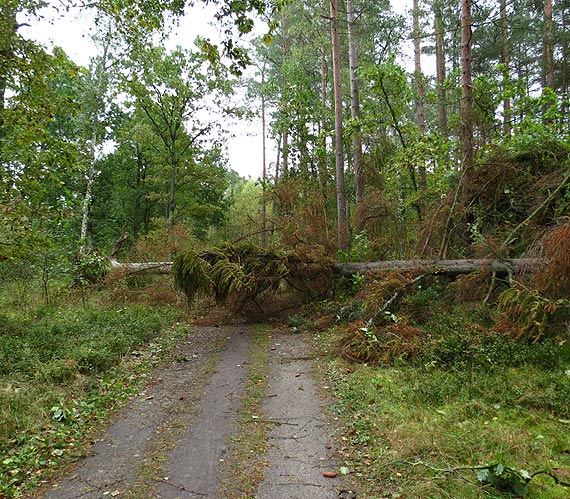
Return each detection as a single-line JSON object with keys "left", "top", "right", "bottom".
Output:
{"left": 245, "top": 418, "right": 300, "bottom": 426}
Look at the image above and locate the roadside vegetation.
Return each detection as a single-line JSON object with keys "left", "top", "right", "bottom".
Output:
{"left": 307, "top": 259, "right": 570, "bottom": 499}
{"left": 0, "top": 272, "right": 186, "bottom": 498}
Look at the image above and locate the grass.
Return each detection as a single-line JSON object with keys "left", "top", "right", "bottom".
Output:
{"left": 311, "top": 287, "right": 570, "bottom": 499}
{"left": 0, "top": 297, "right": 184, "bottom": 498}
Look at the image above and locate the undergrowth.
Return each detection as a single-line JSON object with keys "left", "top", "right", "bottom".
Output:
{"left": 312, "top": 275, "right": 570, "bottom": 498}
{"left": 0, "top": 303, "right": 184, "bottom": 498}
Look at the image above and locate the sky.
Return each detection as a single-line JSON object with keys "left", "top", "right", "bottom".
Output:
{"left": 21, "top": 1, "right": 412, "bottom": 180}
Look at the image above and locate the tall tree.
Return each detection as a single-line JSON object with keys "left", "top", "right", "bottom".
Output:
{"left": 330, "top": 0, "right": 348, "bottom": 252}
{"left": 500, "top": 0, "right": 512, "bottom": 135}
{"left": 260, "top": 62, "right": 268, "bottom": 248}
{"left": 124, "top": 46, "right": 232, "bottom": 245}
{"left": 543, "top": 0, "right": 555, "bottom": 90}
{"left": 413, "top": 0, "right": 427, "bottom": 195}
{"left": 434, "top": 0, "right": 448, "bottom": 136}
{"left": 78, "top": 27, "right": 115, "bottom": 253}
{"left": 460, "top": 0, "right": 474, "bottom": 175}
{"left": 347, "top": 0, "right": 365, "bottom": 232}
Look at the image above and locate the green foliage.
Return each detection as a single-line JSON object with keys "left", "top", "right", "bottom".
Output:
{"left": 172, "top": 249, "right": 213, "bottom": 302}
{"left": 338, "top": 232, "right": 371, "bottom": 263}
{"left": 319, "top": 311, "right": 570, "bottom": 499}
{"left": 174, "top": 243, "right": 332, "bottom": 312}
{"left": 0, "top": 303, "right": 181, "bottom": 497}
{"left": 476, "top": 463, "right": 531, "bottom": 497}
{"left": 74, "top": 253, "right": 110, "bottom": 284}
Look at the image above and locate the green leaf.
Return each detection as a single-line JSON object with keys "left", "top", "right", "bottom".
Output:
{"left": 477, "top": 469, "right": 490, "bottom": 483}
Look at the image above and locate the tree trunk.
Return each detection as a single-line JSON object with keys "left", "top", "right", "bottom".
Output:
{"left": 167, "top": 144, "right": 178, "bottom": 246}
{"left": 0, "top": 2, "right": 17, "bottom": 140}
{"left": 500, "top": 0, "right": 512, "bottom": 136}
{"left": 460, "top": 0, "right": 474, "bottom": 177}
{"left": 330, "top": 0, "right": 348, "bottom": 252}
{"left": 80, "top": 34, "right": 112, "bottom": 254}
{"left": 133, "top": 144, "right": 147, "bottom": 239}
{"left": 543, "top": 0, "right": 555, "bottom": 90}
{"left": 347, "top": 0, "right": 365, "bottom": 233}
{"left": 413, "top": 0, "right": 426, "bottom": 139}
{"left": 319, "top": 43, "right": 331, "bottom": 247}
{"left": 260, "top": 66, "right": 267, "bottom": 249}
{"left": 434, "top": 1, "right": 448, "bottom": 137}
{"left": 334, "top": 258, "right": 540, "bottom": 277}
{"left": 280, "top": 8, "right": 289, "bottom": 179}
{"left": 109, "top": 257, "right": 541, "bottom": 279}
{"left": 562, "top": 6, "right": 568, "bottom": 123}
{"left": 281, "top": 124, "right": 289, "bottom": 176}
{"left": 80, "top": 132, "right": 97, "bottom": 253}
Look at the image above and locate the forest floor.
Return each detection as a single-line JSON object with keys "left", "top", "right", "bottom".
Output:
{"left": 29, "top": 322, "right": 352, "bottom": 499}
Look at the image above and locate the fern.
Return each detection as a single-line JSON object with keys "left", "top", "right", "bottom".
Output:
{"left": 498, "top": 285, "right": 569, "bottom": 342}
{"left": 172, "top": 251, "right": 212, "bottom": 303}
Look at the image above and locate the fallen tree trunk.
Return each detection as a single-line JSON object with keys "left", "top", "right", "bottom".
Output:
{"left": 333, "top": 258, "right": 540, "bottom": 277}
{"left": 109, "top": 259, "right": 172, "bottom": 274}
{"left": 109, "top": 258, "right": 541, "bottom": 278}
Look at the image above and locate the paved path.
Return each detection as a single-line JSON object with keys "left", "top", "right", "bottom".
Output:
{"left": 155, "top": 326, "right": 250, "bottom": 499}
{"left": 256, "top": 331, "right": 342, "bottom": 499}
{"left": 33, "top": 324, "right": 347, "bottom": 499}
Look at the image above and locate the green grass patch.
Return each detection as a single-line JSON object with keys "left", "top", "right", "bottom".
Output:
{"left": 314, "top": 299, "right": 570, "bottom": 499}
{"left": 0, "top": 304, "right": 184, "bottom": 498}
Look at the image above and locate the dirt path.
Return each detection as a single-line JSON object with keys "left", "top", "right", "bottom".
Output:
{"left": 33, "top": 323, "right": 348, "bottom": 499}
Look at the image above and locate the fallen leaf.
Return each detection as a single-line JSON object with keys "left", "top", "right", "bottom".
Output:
{"left": 322, "top": 471, "right": 337, "bottom": 478}
{"left": 340, "top": 466, "right": 350, "bottom": 475}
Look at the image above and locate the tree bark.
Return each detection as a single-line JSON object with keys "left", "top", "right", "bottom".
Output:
{"left": 330, "top": 0, "right": 349, "bottom": 252}
{"left": 260, "top": 64, "right": 267, "bottom": 249}
{"left": 80, "top": 32, "right": 112, "bottom": 254}
{"left": 110, "top": 259, "right": 173, "bottom": 274}
{"left": 334, "top": 258, "right": 540, "bottom": 277}
{"left": 109, "top": 257, "right": 541, "bottom": 279}
{"left": 347, "top": 0, "right": 365, "bottom": 232}
{"left": 413, "top": 0, "right": 426, "bottom": 138}
{"left": 0, "top": 1, "right": 18, "bottom": 141}
{"left": 434, "top": 1, "right": 448, "bottom": 137}
{"left": 500, "top": 0, "right": 512, "bottom": 136}
{"left": 562, "top": 6, "right": 568, "bottom": 123}
{"left": 543, "top": 0, "right": 555, "bottom": 90}
{"left": 460, "top": 0, "right": 474, "bottom": 178}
